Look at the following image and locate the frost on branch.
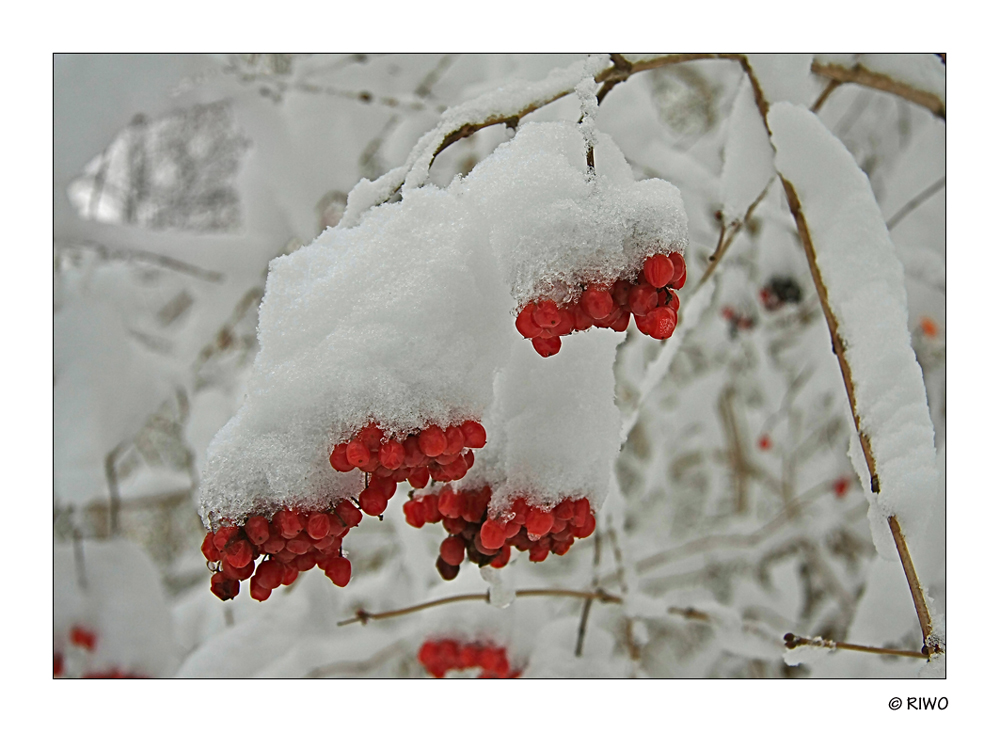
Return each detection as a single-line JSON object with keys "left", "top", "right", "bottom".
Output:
{"left": 768, "top": 102, "right": 938, "bottom": 556}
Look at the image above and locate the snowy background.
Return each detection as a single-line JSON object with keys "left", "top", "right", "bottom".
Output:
{"left": 53, "top": 54, "right": 946, "bottom": 682}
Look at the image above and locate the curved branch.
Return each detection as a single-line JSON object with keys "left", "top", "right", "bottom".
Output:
{"left": 811, "top": 61, "right": 945, "bottom": 120}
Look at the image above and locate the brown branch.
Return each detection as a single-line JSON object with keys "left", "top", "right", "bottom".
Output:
{"left": 697, "top": 178, "right": 772, "bottom": 288}
{"left": 783, "top": 632, "right": 927, "bottom": 660}
{"left": 811, "top": 61, "right": 945, "bottom": 120}
{"left": 576, "top": 529, "right": 604, "bottom": 657}
{"left": 57, "top": 239, "right": 225, "bottom": 283}
{"left": 338, "top": 587, "right": 622, "bottom": 627}
{"left": 886, "top": 176, "right": 945, "bottom": 231}
{"left": 811, "top": 79, "right": 843, "bottom": 113}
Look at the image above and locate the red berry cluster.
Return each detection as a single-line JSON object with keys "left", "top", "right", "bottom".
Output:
{"left": 759, "top": 276, "right": 803, "bottom": 311}
{"left": 418, "top": 639, "right": 520, "bottom": 678}
{"left": 82, "top": 668, "right": 148, "bottom": 678}
{"left": 330, "top": 421, "right": 487, "bottom": 499}
{"left": 403, "top": 485, "right": 596, "bottom": 580}
{"left": 201, "top": 500, "right": 363, "bottom": 602}
{"left": 833, "top": 477, "right": 850, "bottom": 498}
{"left": 69, "top": 624, "right": 97, "bottom": 651}
{"left": 721, "top": 306, "right": 755, "bottom": 337}
{"left": 515, "top": 252, "right": 687, "bottom": 357}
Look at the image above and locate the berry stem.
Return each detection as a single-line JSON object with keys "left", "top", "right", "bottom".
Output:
{"left": 337, "top": 588, "right": 623, "bottom": 627}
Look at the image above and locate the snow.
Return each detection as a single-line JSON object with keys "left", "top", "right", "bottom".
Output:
{"left": 54, "top": 539, "right": 178, "bottom": 676}
{"left": 816, "top": 53, "right": 945, "bottom": 102}
{"left": 463, "top": 121, "right": 688, "bottom": 307}
{"left": 745, "top": 54, "right": 817, "bottom": 107}
{"left": 721, "top": 77, "right": 774, "bottom": 219}
{"left": 199, "top": 184, "right": 515, "bottom": 525}
{"left": 459, "top": 329, "right": 625, "bottom": 513}
{"left": 768, "top": 102, "right": 938, "bottom": 554}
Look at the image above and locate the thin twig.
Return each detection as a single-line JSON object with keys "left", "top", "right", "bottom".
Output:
{"left": 575, "top": 529, "right": 604, "bottom": 657}
{"left": 810, "top": 79, "right": 843, "bottom": 113}
{"left": 885, "top": 176, "right": 945, "bottom": 231}
{"left": 57, "top": 239, "right": 224, "bottom": 283}
{"left": 337, "top": 587, "right": 622, "bottom": 627}
{"left": 783, "top": 632, "right": 928, "bottom": 659}
{"left": 811, "top": 61, "right": 945, "bottom": 120}
{"left": 697, "top": 179, "right": 772, "bottom": 289}
{"left": 72, "top": 526, "right": 88, "bottom": 591}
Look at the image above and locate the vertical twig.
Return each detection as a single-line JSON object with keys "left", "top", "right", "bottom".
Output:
{"left": 104, "top": 444, "right": 125, "bottom": 537}
{"left": 72, "top": 525, "right": 88, "bottom": 591}
{"left": 575, "top": 528, "right": 603, "bottom": 657}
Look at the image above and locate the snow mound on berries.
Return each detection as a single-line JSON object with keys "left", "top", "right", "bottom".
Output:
{"left": 462, "top": 328, "right": 624, "bottom": 512}
{"left": 199, "top": 185, "right": 515, "bottom": 525}
{"left": 769, "top": 103, "right": 938, "bottom": 555}
{"left": 462, "top": 121, "right": 688, "bottom": 307}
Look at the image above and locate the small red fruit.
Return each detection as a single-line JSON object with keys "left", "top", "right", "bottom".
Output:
{"left": 515, "top": 304, "right": 544, "bottom": 339}
{"left": 70, "top": 625, "right": 97, "bottom": 651}
{"left": 306, "top": 512, "right": 331, "bottom": 540}
{"left": 408, "top": 466, "right": 430, "bottom": 489}
{"left": 244, "top": 516, "right": 271, "bottom": 546}
{"left": 418, "top": 425, "right": 447, "bottom": 457}
{"left": 210, "top": 572, "right": 240, "bottom": 600}
{"left": 525, "top": 507, "right": 554, "bottom": 538}
{"left": 345, "top": 440, "right": 370, "bottom": 468}
{"left": 667, "top": 252, "right": 687, "bottom": 288}
{"left": 628, "top": 283, "right": 659, "bottom": 317}
{"left": 532, "top": 300, "right": 561, "bottom": 329}
{"left": 325, "top": 557, "right": 352, "bottom": 587}
{"left": 378, "top": 440, "right": 405, "bottom": 470}
{"left": 440, "top": 536, "right": 466, "bottom": 566}
{"left": 581, "top": 287, "right": 614, "bottom": 320}
{"left": 758, "top": 435, "right": 772, "bottom": 450}
{"left": 479, "top": 518, "right": 507, "bottom": 550}
{"left": 460, "top": 420, "right": 487, "bottom": 449}
{"left": 644, "top": 253, "right": 675, "bottom": 289}
{"left": 335, "top": 501, "right": 363, "bottom": 528}
{"left": 532, "top": 335, "right": 562, "bottom": 357}
{"left": 358, "top": 485, "right": 389, "bottom": 516}
{"left": 329, "top": 444, "right": 353, "bottom": 472}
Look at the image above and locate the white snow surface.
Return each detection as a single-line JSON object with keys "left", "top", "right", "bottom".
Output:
{"left": 199, "top": 185, "right": 515, "bottom": 525}
{"left": 458, "top": 329, "right": 624, "bottom": 514}
{"left": 721, "top": 77, "right": 774, "bottom": 219}
{"left": 746, "top": 54, "right": 816, "bottom": 107}
{"left": 463, "top": 121, "right": 688, "bottom": 307}
{"left": 769, "top": 102, "right": 938, "bottom": 546}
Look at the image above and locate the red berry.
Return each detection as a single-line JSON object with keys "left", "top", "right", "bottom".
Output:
{"left": 306, "top": 513, "right": 331, "bottom": 540}
{"left": 357, "top": 424, "right": 385, "bottom": 452}
{"left": 479, "top": 518, "right": 507, "bottom": 550}
{"left": 262, "top": 535, "right": 286, "bottom": 554}
{"left": 532, "top": 335, "right": 561, "bottom": 357}
{"left": 422, "top": 494, "right": 442, "bottom": 524}
{"left": 244, "top": 516, "right": 271, "bottom": 546}
{"left": 515, "top": 304, "right": 544, "bottom": 339}
{"left": 528, "top": 545, "right": 550, "bottom": 563}
{"left": 611, "top": 279, "right": 631, "bottom": 306}
{"left": 346, "top": 440, "right": 370, "bottom": 469}
{"left": 644, "top": 307, "right": 678, "bottom": 340}
{"left": 436, "top": 556, "right": 460, "bottom": 580}
{"left": 201, "top": 533, "right": 221, "bottom": 562}
{"left": 460, "top": 420, "right": 487, "bottom": 449}
{"left": 358, "top": 485, "right": 389, "bottom": 516}
{"left": 459, "top": 644, "right": 480, "bottom": 669}
{"left": 532, "top": 300, "right": 561, "bottom": 329}
{"left": 329, "top": 444, "right": 353, "bottom": 472}
{"left": 574, "top": 512, "right": 597, "bottom": 539}
{"left": 438, "top": 487, "right": 465, "bottom": 519}
{"left": 314, "top": 533, "right": 342, "bottom": 552}
{"left": 295, "top": 553, "right": 318, "bottom": 571}
{"left": 758, "top": 435, "right": 772, "bottom": 450}
{"left": 286, "top": 534, "right": 313, "bottom": 555}
{"left": 402, "top": 435, "right": 426, "bottom": 468}
{"left": 581, "top": 287, "right": 614, "bottom": 320}
{"left": 210, "top": 572, "right": 240, "bottom": 600}
{"left": 628, "top": 283, "right": 659, "bottom": 317}
{"left": 334, "top": 501, "right": 363, "bottom": 527}
{"left": 370, "top": 474, "right": 397, "bottom": 500}
{"left": 834, "top": 478, "right": 850, "bottom": 497}
{"left": 70, "top": 625, "right": 97, "bottom": 651}
{"left": 525, "top": 507, "right": 554, "bottom": 538}
{"left": 418, "top": 425, "right": 447, "bottom": 458}
{"left": 572, "top": 303, "right": 595, "bottom": 331}
{"left": 378, "top": 440, "right": 405, "bottom": 470}
{"left": 440, "top": 536, "right": 466, "bottom": 566}
{"left": 225, "top": 539, "right": 253, "bottom": 568}
{"left": 489, "top": 544, "right": 512, "bottom": 568}
{"left": 325, "top": 557, "right": 351, "bottom": 587}
{"left": 213, "top": 526, "right": 240, "bottom": 551}
{"left": 222, "top": 555, "right": 255, "bottom": 580}
{"left": 249, "top": 575, "right": 272, "bottom": 601}
{"left": 54, "top": 653, "right": 64, "bottom": 677}
{"left": 553, "top": 499, "right": 575, "bottom": 521}
{"left": 550, "top": 308, "right": 574, "bottom": 337}
{"left": 667, "top": 252, "right": 687, "bottom": 288}
{"left": 254, "top": 559, "right": 284, "bottom": 590}
{"left": 280, "top": 564, "right": 299, "bottom": 586}
{"left": 444, "top": 426, "right": 465, "bottom": 455}
{"left": 274, "top": 510, "right": 306, "bottom": 539}
{"left": 609, "top": 309, "right": 630, "bottom": 332}
{"left": 408, "top": 466, "right": 430, "bottom": 489}
{"left": 442, "top": 516, "right": 467, "bottom": 535}
{"left": 403, "top": 499, "right": 426, "bottom": 528}
{"left": 644, "top": 253, "right": 675, "bottom": 289}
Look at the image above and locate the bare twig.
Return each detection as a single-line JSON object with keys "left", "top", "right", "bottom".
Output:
{"left": 72, "top": 526, "right": 88, "bottom": 591}
{"left": 57, "top": 239, "right": 224, "bottom": 283}
{"left": 697, "top": 179, "right": 772, "bottom": 288}
{"left": 575, "top": 529, "right": 604, "bottom": 657}
{"left": 783, "top": 632, "right": 927, "bottom": 659}
{"left": 810, "top": 79, "right": 843, "bottom": 113}
{"left": 811, "top": 61, "right": 945, "bottom": 120}
{"left": 885, "top": 176, "right": 945, "bottom": 231}
{"left": 338, "top": 587, "right": 622, "bottom": 627}
{"left": 104, "top": 443, "right": 126, "bottom": 536}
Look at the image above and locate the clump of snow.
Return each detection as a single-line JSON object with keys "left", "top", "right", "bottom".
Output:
{"left": 815, "top": 54, "right": 945, "bottom": 103}
{"left": 463, "top": 121, "right": 688, "bottom": 307}
{"left": 746, "top": 54, "right": 817, "bottom": 107}
{"left": 460, "top": 330, "right": 624, "bottom": 514}
{"left": 768, "top": 102, "right": 938, "bottom": 552}
{"left": 199, "top": 185, "right": 515, "bottom": 526}
{"left": 721, "top": 77, "right": 774, "bottom": 219}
